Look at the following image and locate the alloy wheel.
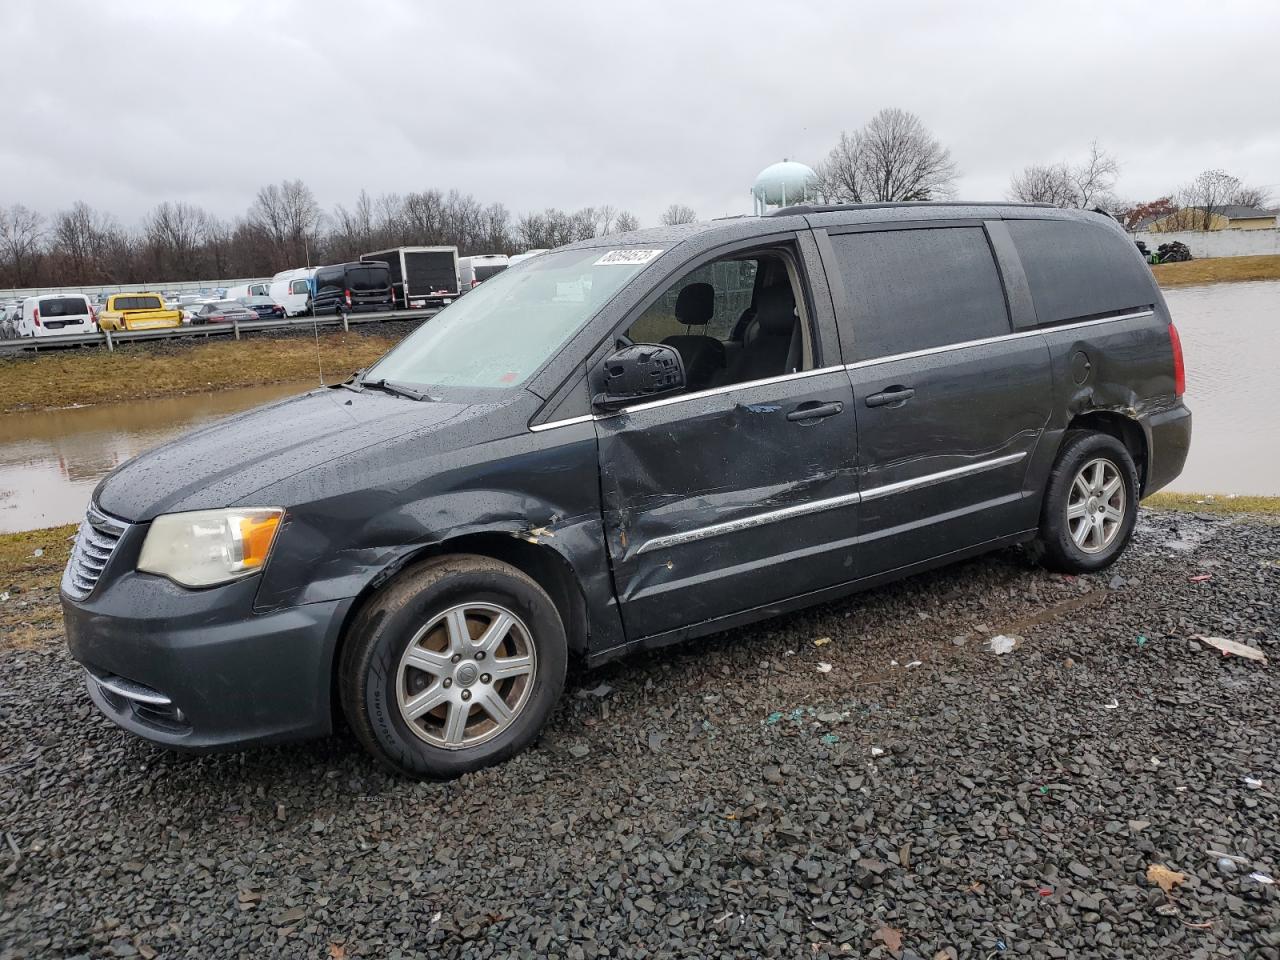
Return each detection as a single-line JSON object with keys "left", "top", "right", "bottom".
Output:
{"left": 1066, "top": 457, "right": 1126, "bottom": 554}
{"left": 395, "top": 602, "right": 536, "bottom": 750}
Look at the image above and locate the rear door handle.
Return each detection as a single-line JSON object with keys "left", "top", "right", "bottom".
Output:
{"left": 786, "top": 400, "right": 844, "bottom": 422}
{"left": 865, "top": 386, "right": 915, "bottom": 408}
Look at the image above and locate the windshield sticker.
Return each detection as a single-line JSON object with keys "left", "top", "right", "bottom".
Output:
{"left": 594, "top": 249, "right": 662, "bottom": 266}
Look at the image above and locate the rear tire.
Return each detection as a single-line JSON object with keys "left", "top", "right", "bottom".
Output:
{"left": 339, "top": 555, "right": 567, "bottom": 779}
{"left": 1038, "top": 430, "right": 1139, "bottom": 573}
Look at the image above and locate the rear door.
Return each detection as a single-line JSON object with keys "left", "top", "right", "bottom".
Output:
{"left": 817, "top": 222, "right": 1052, "bottom": 574}
{"left": 595, "top": 235, "right": 860, "bottom": 641}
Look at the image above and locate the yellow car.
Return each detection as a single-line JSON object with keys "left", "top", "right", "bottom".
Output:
{"left": 97, "top": 293, "right": 183, "bottom": 332}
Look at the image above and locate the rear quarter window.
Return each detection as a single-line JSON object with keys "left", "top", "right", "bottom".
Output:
{"left": 1006, "top": 219, "right": 1156, "bottom": 325}
{"left": 830, "top": 227, "right": 1010, "bottom": 361}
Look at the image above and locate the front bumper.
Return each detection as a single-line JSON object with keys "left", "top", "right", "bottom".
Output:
{"left": 62, "top": 569, "right": 352, "bottom": 751}
{"left": 1142, "top": 400, "right": 1192, "bottom": 495}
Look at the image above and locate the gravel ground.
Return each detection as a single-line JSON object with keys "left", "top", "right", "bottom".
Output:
{"left": 1, "top": 509, "right": 1276, "bottom": 959}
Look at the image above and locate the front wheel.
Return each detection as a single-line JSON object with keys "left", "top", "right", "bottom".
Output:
{"left": 339, "top": 555, "right": 567, "bottom": 779}
{"left": 1038, "top": 430, "right": 1139, "bottom": 573}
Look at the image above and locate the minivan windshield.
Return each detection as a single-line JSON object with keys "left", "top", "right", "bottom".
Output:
{"left": 364, "top": 246, "right": 661, "bottom": 390}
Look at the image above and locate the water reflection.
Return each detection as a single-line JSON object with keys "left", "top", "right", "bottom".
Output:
{"left": 1162, "top": 280, "right": 1280, "bottom": 495}
{"left": 0, "top": 382, "right": 313, "bottom": 532}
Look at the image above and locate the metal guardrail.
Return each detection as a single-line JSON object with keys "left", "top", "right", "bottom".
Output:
{"left": 0, "top": 308, "right": 440, "bottom": 354}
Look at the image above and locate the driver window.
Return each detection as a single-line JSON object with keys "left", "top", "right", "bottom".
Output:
{"left": 623, "top": 249, "right": 813, "bottom": 393}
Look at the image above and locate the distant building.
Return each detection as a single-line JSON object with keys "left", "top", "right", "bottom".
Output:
{"left": 1144, "top": 205, "right": 1278, "bottom": 232}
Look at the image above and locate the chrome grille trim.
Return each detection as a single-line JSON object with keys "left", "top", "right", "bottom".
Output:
{"left": 61, "top": 505, "right": 129, "bottom": 601}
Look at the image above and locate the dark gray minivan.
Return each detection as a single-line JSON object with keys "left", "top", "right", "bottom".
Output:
{"left": 61, "top": 203, "right": 1191, "bottom": 778}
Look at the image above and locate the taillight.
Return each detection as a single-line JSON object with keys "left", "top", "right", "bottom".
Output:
{"left": 344, "top": 289, "right": 352, "bottom": 306}
{"left": 1169, "top": 322, "right": 1185, "bottom": 397}
{"left": 471, "top": 279, "right": 480, "bottom": 288}
{"left": 33, "top": 308, "right": 40, "bottom": 326}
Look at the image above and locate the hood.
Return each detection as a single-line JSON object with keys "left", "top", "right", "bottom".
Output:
{"left": 95, "top": 387, "right": 470, "bottom": 522}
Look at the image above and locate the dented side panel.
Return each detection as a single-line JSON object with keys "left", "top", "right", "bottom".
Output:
{"left": 845, "top": 335, "right": 1053, "bottom": 573}
{"left": 595, "top": 370, "right": 858, "bottom": 639}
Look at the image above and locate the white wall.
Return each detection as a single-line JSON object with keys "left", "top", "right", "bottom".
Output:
{"left": 1134, "top": 229, "right": 1280, "bottom": 258}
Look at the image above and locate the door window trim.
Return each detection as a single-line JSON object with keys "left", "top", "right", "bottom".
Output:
{"left": 843, "top": 307, "right": 1154, "bottom": 371}
{"left": 531, "top": 306, "right": 1156, "bottom": 432}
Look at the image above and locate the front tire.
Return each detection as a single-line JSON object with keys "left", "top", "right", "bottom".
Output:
{"left": 339, "top": 555, "right": 567, "bottom": 779}
{"left": 1038, "top": 430, "right": 1139, "bottom": 573}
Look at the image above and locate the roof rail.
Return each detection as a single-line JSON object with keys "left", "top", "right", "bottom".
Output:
{"left": 766, "top": 200, "right": 1055, "bottom": 217}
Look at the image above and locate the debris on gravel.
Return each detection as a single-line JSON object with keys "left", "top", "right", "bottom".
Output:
{"left": 1, "top": 509, "right": 1276, "bottom": 958}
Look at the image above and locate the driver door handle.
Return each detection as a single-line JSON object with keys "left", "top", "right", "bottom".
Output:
{"left": 786, "top": 400, "right": 844, "bottom": 422}
{"left": 865, "top": 386, "right": 915, "bottom": 408}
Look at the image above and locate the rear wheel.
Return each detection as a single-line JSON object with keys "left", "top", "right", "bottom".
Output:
{"left": 1038, "top": 430, "right": 1139, "bottom": 573}
{"left": 339, "top": 555, "right": 567, "bottom": 779}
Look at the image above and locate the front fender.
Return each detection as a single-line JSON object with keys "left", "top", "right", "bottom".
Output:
{"left": 251, "top": 421, "right": 626, "bottom": 654}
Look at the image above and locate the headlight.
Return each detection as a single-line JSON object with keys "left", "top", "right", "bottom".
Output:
{"left": 138, "top": 508, "right": 283, "bottom": 587}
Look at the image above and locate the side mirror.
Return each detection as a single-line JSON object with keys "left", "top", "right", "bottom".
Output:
{"left": 592, "top": 343, "right": 686, "bottom": 411}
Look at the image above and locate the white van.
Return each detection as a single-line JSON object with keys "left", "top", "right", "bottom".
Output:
{"left": 268, "top": 268, "right": 316, "bottom": 317}
{"left": 18, "top": 293, "right": 96, "bottom": 338}
{"left": 457, "top": 254, "right": 510, "bottom": 290}
{"left": 224, "top": 280, "right": 272, "bottom": 301}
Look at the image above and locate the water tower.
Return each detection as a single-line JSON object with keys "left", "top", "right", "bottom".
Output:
{"left": 751, "top": 159, "right": 818, "bottom": 215}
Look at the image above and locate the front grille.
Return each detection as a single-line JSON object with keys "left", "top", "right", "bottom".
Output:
{"left": 62, "top": 505, "right": 129, "bottom": 600}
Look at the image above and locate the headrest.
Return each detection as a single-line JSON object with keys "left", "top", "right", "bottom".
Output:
{"left": 754, "top": 285, "right": 797, "bottom": 336}
{"left": 675, "top": 282, "right": 714, "bottom": 325}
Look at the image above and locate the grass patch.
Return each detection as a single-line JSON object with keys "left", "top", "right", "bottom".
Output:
{"left": 1152, "top": 254, "right": 1280, "bottom": 288}
{"left": 1144, "top": 492, "right": 1280, "bottom": 516}
{"left": 0, "top": 330, "right": 400, "bottom": 414}
{"left": 0, "top": 524, "right": 76, "bottom": 649}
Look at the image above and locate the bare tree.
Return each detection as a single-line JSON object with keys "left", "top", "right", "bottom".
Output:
{"left": 202, "top": 215, "right": 235, "bottom": 279}
{"left": 1070, "top": 142, "right": 1120, "bottom": 209}
{"left": 0, "top": 204, "right": 45, "bottom": 286}
{"left": 1008, "top": 164, "right": 1079, "bottom": 207}
{"left": 248, "top": 179, "right": 323, "bottom": 269}
{"left": 816, "top": 109, "right": 957, "bottom": 204}
{"left": 613, "top": 211, "right": 640, "bottom": 233}
{"left": 814, "top": 131, "right": 865, "bottom": 203}
{"left": 144, "top": 201, "right": 210, "bottom": 277}
{"left": 50, "top": 202, "right": 123, "bottom": 283}
{"left": 857, "top": 108, "right": 958, "bottom": 201}
{"left": 1173, "top": 169, "right": 1243, "bottom": 230}
{"left": 660, "top": 203, "right": 697, "bottom": 225}
{"left": 331, "top": 189, "right": 376, "bottom": 259}
{"left": 1008, "top": 141, "right": 1119, "bottom": 209}
{"left": 1231, "top": 182, "right": 1273, "bottom": 209}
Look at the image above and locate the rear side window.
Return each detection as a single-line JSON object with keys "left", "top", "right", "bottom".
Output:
{"left": 39, "top": 297, "right": 89, "bottom": 316}
{"left": 315, "top": 269, "right": 344, "bottom": 294}
{"left": 1007, "top": 219, "right": 1156, "bottom": 325}
{"left": 830, "top": 227, "right": 1010, "bottom": 361}
{"left": 113, "top": 296, "right": 163, "bottom": 310}
{"left": 475, "top": 264, "right": 508, "bottom": 281}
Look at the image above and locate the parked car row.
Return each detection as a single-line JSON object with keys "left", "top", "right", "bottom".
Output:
{"left": 0, "top": 247, "right": 539, "bottom": 339}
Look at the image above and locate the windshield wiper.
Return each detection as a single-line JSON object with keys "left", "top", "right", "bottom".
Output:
{"left": 359, "top": 377, "right": 433, "bottom": 402}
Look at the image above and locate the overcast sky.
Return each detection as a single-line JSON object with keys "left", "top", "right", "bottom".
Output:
{"left": 2, "top": 0, "right": 1277, "bottom": 228}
